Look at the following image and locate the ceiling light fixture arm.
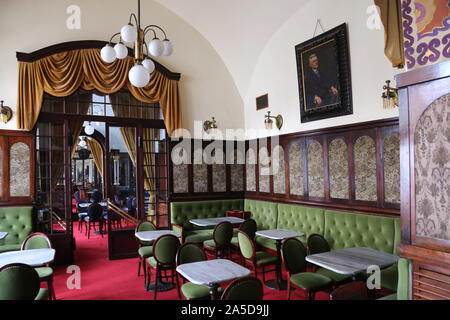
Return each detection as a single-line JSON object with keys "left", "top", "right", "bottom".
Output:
{"left": 108, "top": 32, "right": 122, "bottom": 44}
{"left": 143, "top": 25, "right": 168, "bottom": 40}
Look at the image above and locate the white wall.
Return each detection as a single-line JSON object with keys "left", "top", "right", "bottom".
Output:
{"left": 244, "top": 0, "right": 401, "bottom": 138}
{"left": 0, "top": 0, "right": 244, "bottom": 136}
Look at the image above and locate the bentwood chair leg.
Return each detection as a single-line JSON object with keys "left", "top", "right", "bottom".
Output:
{"left": 287, "top": 281, "right": 291, "bottom": 300}
{"left": 176, "top": 274, "right": 181, "bottom": 299}
{"left": 154, "top": 268, "right": 159, "bottom": 300}
{"left": 47, "top": 278, "right": 54, "bottom": 300}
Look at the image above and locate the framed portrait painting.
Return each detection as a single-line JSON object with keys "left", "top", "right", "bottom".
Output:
{"left": 295, "top": 23, "right": 353, "bottom": 123}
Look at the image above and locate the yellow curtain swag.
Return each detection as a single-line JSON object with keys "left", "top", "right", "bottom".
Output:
{"left": 17, "top": 48, "right": 182, "bottom": 135}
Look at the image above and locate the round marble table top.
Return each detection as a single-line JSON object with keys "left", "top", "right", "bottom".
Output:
{"left": 0, "top": 248, "right": 56, "bottom": 268}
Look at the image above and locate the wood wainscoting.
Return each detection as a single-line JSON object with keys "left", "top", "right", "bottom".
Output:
{"left": 396, "top": 60, "right": 450, "bottom": 300}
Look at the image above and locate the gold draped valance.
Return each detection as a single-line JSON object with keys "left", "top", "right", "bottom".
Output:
{"left": 17, "top": 48, "right": 182, "bottom": 135}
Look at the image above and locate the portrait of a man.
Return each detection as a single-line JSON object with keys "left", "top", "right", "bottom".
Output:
{"left": 295, "top": 23, "right": 353, "bottom": 123}
{"left": 301, "top": 40, "right": 341, "bottom": 110}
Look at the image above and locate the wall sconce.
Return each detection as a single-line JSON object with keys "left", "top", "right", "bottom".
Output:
{"left": 264, "top": 111, "right": 283, "bottom": 130}
{"left": 203, "top": 117, "right": 218, "bottom": 133}
{"left": 0, "top": 100, "right": 13, "bottom": 124}
{"left": 382, "top": 80, "right": 398, "bottom": 109}
{"left": 111, "top": 149, "right": 121, "bottom": 186}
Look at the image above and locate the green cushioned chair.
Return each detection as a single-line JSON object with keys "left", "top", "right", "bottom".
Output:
{"left": 203, "top": 221, "right": 233, "bottom": 259}
{"left": 136, "top": 221, "right": 156, "bottom": 285}
{"left": 378, "top": 258, "right": 411, "bottom": 300}
{"left": 281, "top": 237, "right": 333, "bottom": 300}
{"left": 221, "top": 276, "right": 264, "bottom": 300}
{"left": 231, "top": 219, "right": 257, "bottom": 262}
{"left": 0, "top": 263, "right": 48, "bottom": 300}
{"left": 176, "top": 242, "right": 223, "bottom": 300}
{"left": 306, "top": 234, "right": 352, "bottom": 287}
{"left": 238, "top": 230, "right": 277, "bottom": 283}
{"left": 21, "top": 233, "right": 55, "bottom": 300}
{"left": 146, "top": 234, "right": 180, "bottom": 300}
{"left": 0, "top": 206, "right": 34, "bottom": 253}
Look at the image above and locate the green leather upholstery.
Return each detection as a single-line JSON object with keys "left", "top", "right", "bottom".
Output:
{"left": 244, "top": 200, "right": 277, "bottom": 231}
{"left": 323, "top": 210, "right": 398, "bottom": 254}
{"left": 0, "top": 263, "right": 44, "bottom": 300}
{"left": 277, "top": 204, "right": 325, "bottom": 244}
{"left": 0, "top": 207, "right": 34, "bottom": 253}
{"left": 378, "top": 258, "right": 411, "bottom": 300}
{"left": 137, "top": 221, "right": 156, "bottom": 246}
{"left": 171, "top": 199, "right": 244, "bottom": 243}
{"left": 221, "top": 277, "right": 263, "bottom": 300}
{"left": 244, "top": 200, "right": 278, "bottom": 249}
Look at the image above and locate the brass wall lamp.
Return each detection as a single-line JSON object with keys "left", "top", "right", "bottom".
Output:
{"left": 203, "top": 117, "right": 218, "bottom": 133}
{"left": 0, "top": 100, "right": 12, "bottom": 124}
{"left": 382, "top": 80, "right": 398, "bottom": 109}
{"left": 264, "top": 111, "right": 283, "bottom": 130}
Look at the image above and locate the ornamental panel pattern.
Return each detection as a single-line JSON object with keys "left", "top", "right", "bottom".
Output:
{"left": 307, "top": 141, "right": 324, "bottom": 198}
{"left": 328, "top": 138, "right": 349, "bottom": 199}
{"left": 289, "top": 143, "right": 304, "bottom": 196}
{"left": 273, "top": 146, "right": 285, "bottom": 194}
{"left": 173, "top": 164, "right": 188, "bottom": 193}
{"left": 9, "top": 142, "right": 30, "bottom": 197}
{"left": 414, "top": 93, "right": 450, "bottom": 241}
{"left": 212, "top": 151, "right": 226, "bottom": 193}
{"left": 384, "top": 132, "right": 401, "bottom": 204}
{"left": 259, "top": 147, "right": 270, "bottom": 193}
{"left": 231, "top": 151, "right": 244, "bottom": 192}
{"left": 193, "top": 163, "right": 208, "bottom": 193}
{"left": 354, "top": 136, "right": 377, "bottom": 201}
{"left": 246, "top": 148, "right": 256, "bottom": 192}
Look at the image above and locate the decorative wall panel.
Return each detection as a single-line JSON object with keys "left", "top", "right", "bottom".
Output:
{"left": 212, "top": 151, "right": 226, "bottom": 193}
{"left": 307, "top": 140, "right": 324, "bottom": 198}
{"left": 354, "top": 136, "right": 377, "bottom": 201}
{"left": 273, "top": 146, "right": 286, "bottom": 194}
{"left": 193, "top": 163, "right": 208, "bottom": 193}
{"left": 384, "top": 132, "right": 401, "bottom": 204}
{"left": 173, "top": 164, "right": 189, "bottom": 193}
{"left": 10, "top": 142, "right": 30, "bottom": 197}
{"left": 259, "top": 147, "right": 270, "bottom": 193}
{"left": 231, "top": 151, "right": 244, "bottom": 192}
{"left": 328, "top": 138, "right": 349, "bottom": 199}
{"left": 246, "top": 148, "right": 256, "bottom": 192}
{"left": 289, "top": 143, "right": 304, "bottom": 196}
{"left": 414, "top": 94, "right": 449, "bottom": 241}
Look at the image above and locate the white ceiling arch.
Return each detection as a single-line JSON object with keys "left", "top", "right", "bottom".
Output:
{"left": 154, "top": 0, "right": 312, "bottom": 100}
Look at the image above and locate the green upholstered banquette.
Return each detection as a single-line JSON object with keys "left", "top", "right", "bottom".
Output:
{"left": 171, "top": 199, "right": 244, "bottom": 243}
{"left": 0, "top": 207, "right": 34, "bottom": 253}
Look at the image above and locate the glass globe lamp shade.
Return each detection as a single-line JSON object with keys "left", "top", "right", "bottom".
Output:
{"left": 100, "top": 44, "right": 116, "bottom": 63}
{"left": 120, "top": 23, "right": 137, "bottom": 43}
{"left": 264, "top": 118, "right": 273, "bottom": 130}
{"left": 149, "top": 38, "right": 164, "bottom": 57}
{"left": 78, "top": 139, "right": 87, "bottom": 148}
{"left": 128, "top": 63, "right": 150, "bottom": 88}
{"left": 142, "top": 58, "right": 155, "bottom": 74}
{"left": 162, "top": 40, "right": 173, "bottom": 56}
{"left": 84, "top": 123, "right": 95, "bottom": 135}
{"left": 114, "top": 42, "right": 128, "bottom": 59}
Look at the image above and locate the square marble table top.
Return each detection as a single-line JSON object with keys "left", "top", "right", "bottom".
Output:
{"left": 305, "top": 247, "right": 399, "bottom": 275}
{"left": 0, "top": 248, "right": 56, "bottom": 268}
{"left": 189, "top": 217, "right": 245, "bottom": 227}
{"left": 0, "top": 232, "right": 8, "bottom": 240}
{"left": 135, "top": 230, "right": 181, "bottom": 242}
{"left": 176, "top": 259, "right": 251, "bottom": 287}
{"left": 255, "top": 229, "right": 304, "bottom": 240}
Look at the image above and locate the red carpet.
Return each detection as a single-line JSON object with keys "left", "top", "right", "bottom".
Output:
{"left": 51, "top": 222, "right": 330, "bottom": 300}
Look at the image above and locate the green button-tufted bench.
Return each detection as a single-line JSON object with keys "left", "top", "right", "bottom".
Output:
{"left": 0, "top": 206, "right": 34, "bottom": 253}
{"left": 171, "top": 199, "right": 244, "bottom": 244}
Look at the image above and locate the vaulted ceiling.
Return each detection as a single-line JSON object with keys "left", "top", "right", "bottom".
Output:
{"left": 154, "top": 0, "right": 312, "bottom": 100}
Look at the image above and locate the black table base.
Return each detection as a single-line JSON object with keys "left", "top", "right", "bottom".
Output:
{"left": 264, "top": 279, "right": 288, "bottom": 291}
{"left": 145, "top": 280, "right": 174, "bottom": 292}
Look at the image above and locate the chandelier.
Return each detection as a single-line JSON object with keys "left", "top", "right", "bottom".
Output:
{"left": 100, "top": 0, "right": 173, "bottom": 88}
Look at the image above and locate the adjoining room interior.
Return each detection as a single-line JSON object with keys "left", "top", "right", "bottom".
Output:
{"left": 0, "top": 0, "right": 448, "bottom": 305}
